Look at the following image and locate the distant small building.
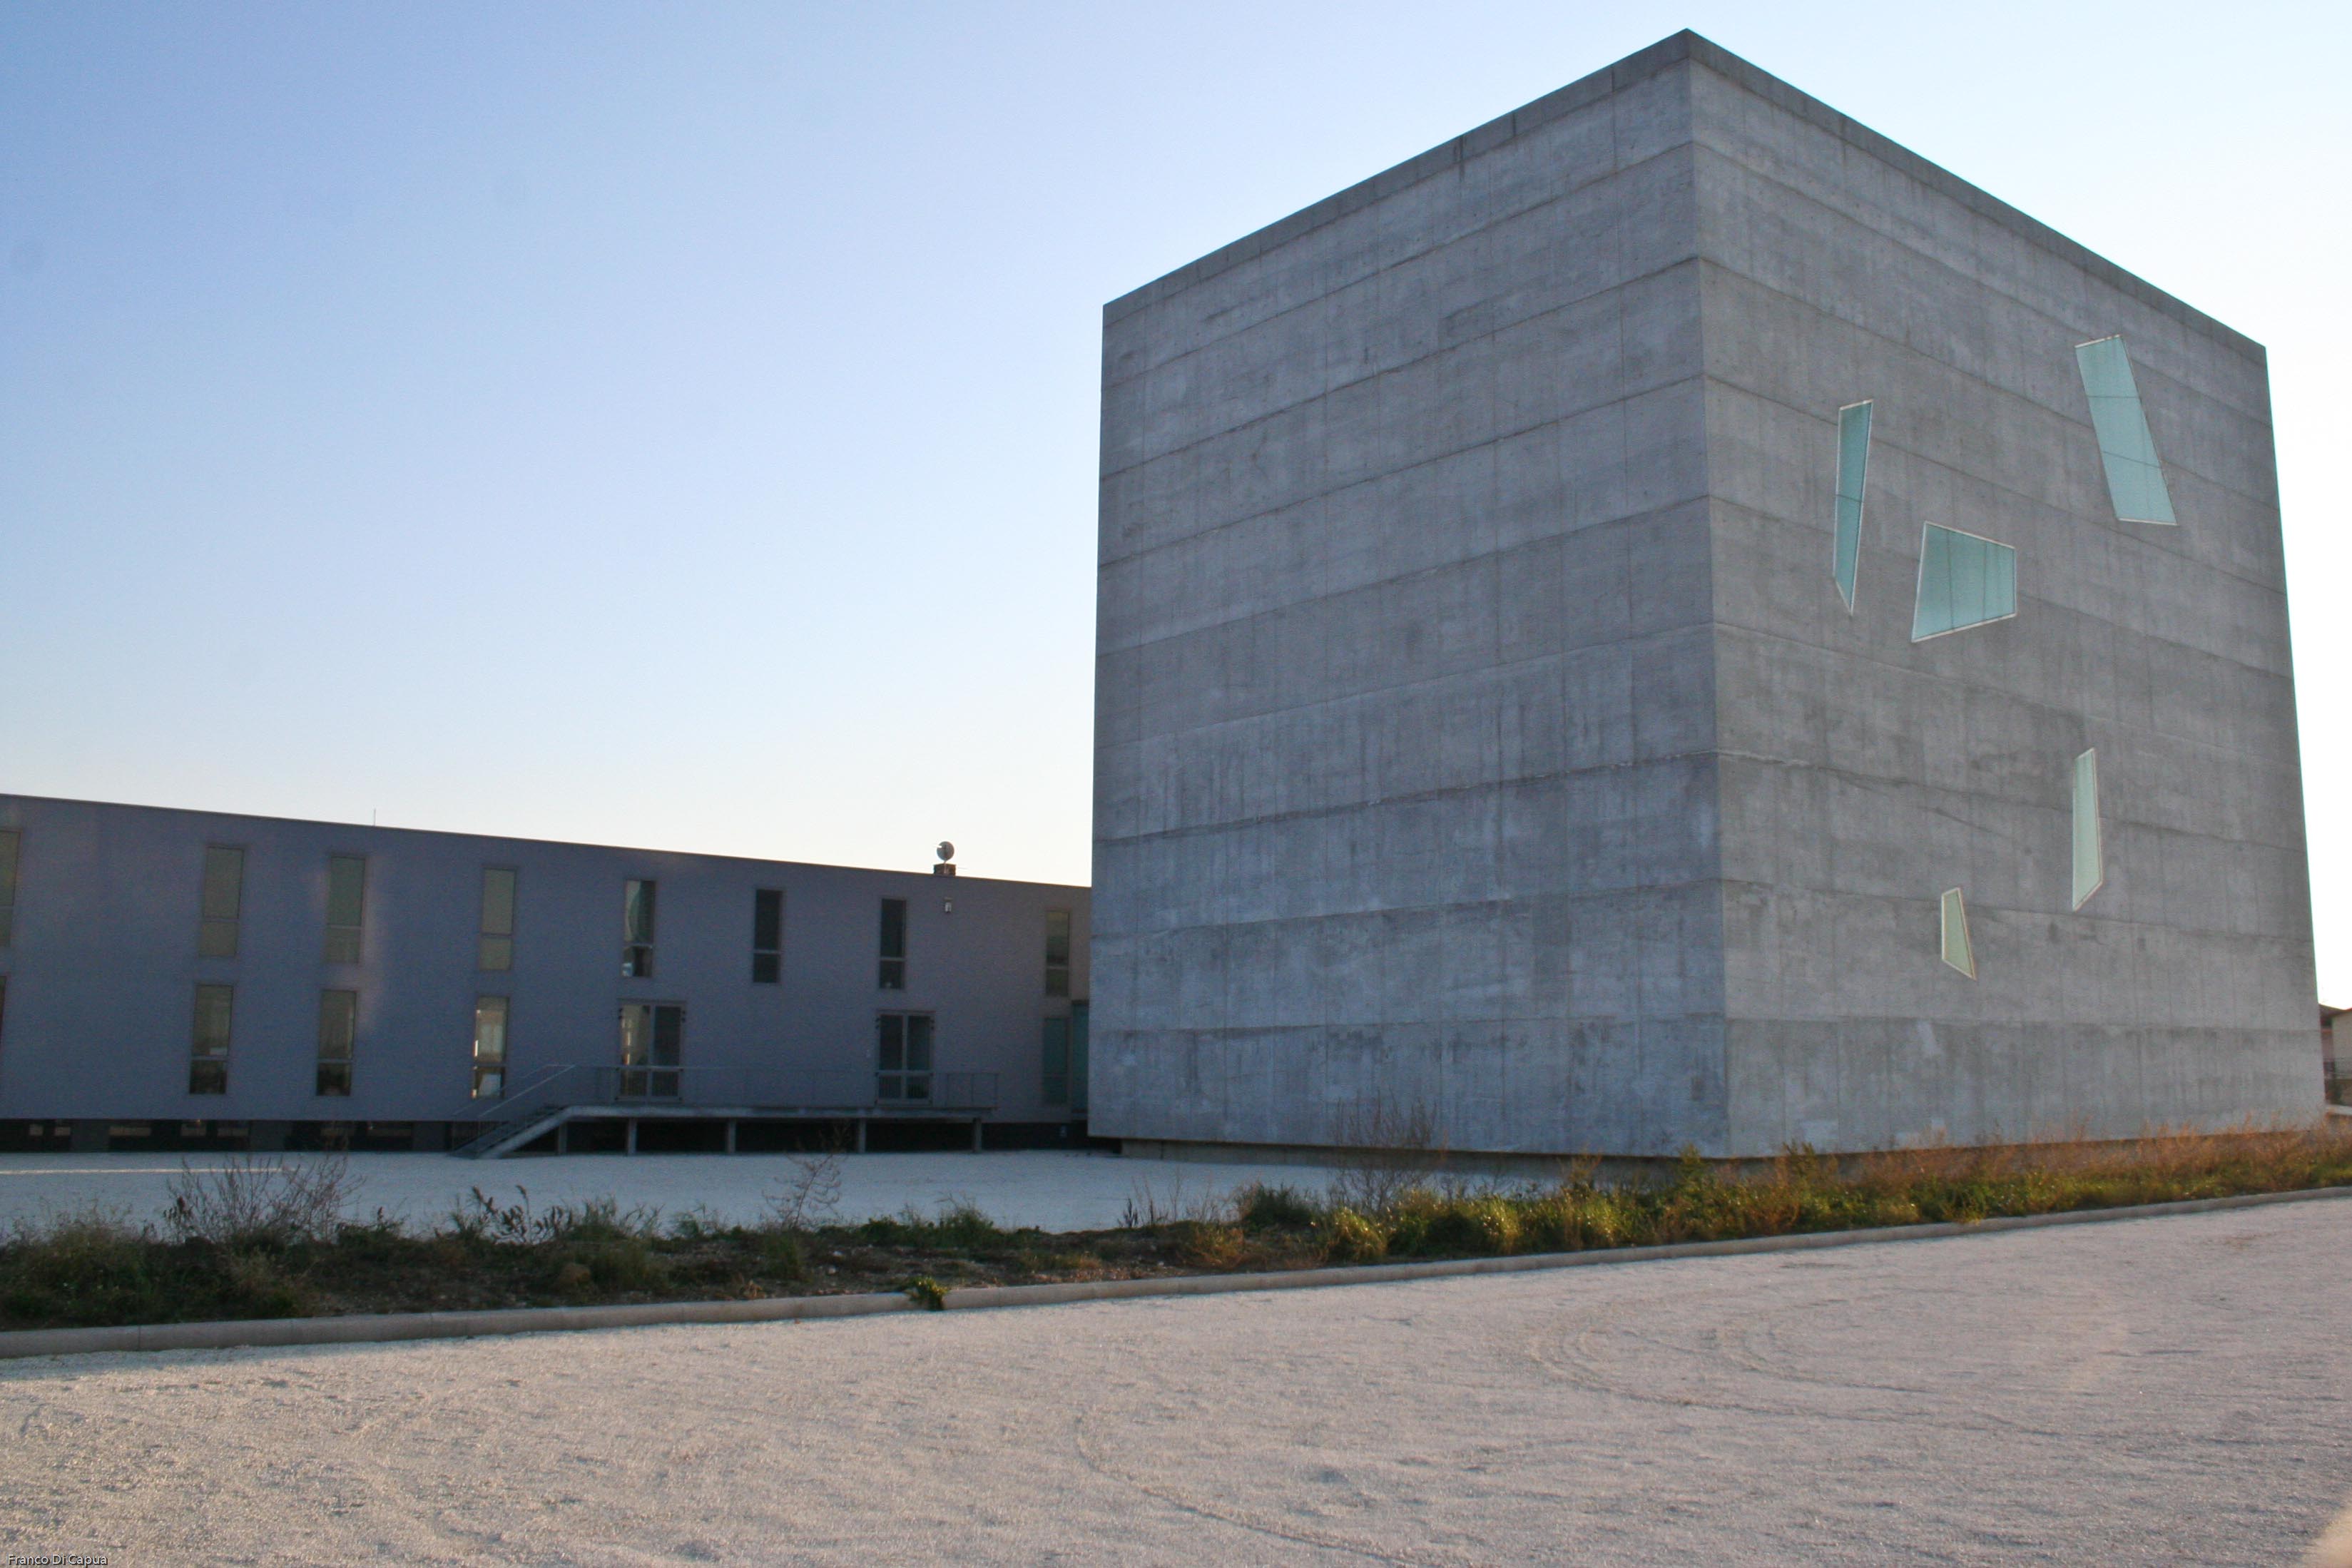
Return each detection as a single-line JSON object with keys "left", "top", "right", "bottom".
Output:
{"left": 0, "top": 794, "right": 1089, "bottom": 1155}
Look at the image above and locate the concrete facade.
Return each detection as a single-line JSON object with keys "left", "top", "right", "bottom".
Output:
{"left": 0, "top": 793, "right": 1088, "bottom": 1149}
{"left": 1090, "top": 32, "right": 2318, "bottom": 1157}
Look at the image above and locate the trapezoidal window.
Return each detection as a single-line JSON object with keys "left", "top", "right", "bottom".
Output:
{"left": 1939, "top": 888, "right": 1975, "bottom": 979}
{"left": 316, "top": 989, "right": 356, "bottom": 1097}
{"left": 479, "top": 867, "right": 517, "bottom": 972}
{"left": 2072, "top": 748, "right": 2104, "bottom": 910}
{"left": 324, "top": 855, "right": 366, "bottom": 964}
{"left": 198, "top": 845, "right": 244, "bottom": 959}
{"left": 1912, "top": 525, "right": 2017, "bottom": 641}
{"left": 1832, "top": 400, "right": 1872, "bottom": 611}
{"left": 621, "top": 878, "right": 656, "bottom": 977}
{"left": 2074, "top": 336, "right": 2177, "bottom": 525}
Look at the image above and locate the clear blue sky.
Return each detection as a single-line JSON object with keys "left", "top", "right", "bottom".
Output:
{"left": 4, "top": 2, "right": 2344, "bottom": 999}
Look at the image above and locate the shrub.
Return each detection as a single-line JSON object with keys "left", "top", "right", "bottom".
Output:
{"left": 162, "top": 1156, "right": 357, "bottom": 1248}
{"left": 1321, "top": 1208, "right": 1388, "bottom": 1263}
{"left": 1236, "top": 1183, "right": 1319, "bottom": 1232}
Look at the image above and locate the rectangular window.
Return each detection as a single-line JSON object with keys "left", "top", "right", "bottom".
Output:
{"left": 472, "top": 995, "right": 510, "bottom": 1099}
{"left": 190, "top": 982, "right": 233, "bottom": 1094}
{"left": 751, "top": 888, "right": 783, "bottom": 984}
{"left": 2074, "top": 336, "right": 2177, "bottom": 525}
{"left": 316, "top": 989, "right": 357, "bottom": 1097}
{"left": 1912, "top": 524, "right": 2018, "bottom": 641}
{"left": 877, "top": 897, "right": 907, "bottom": 989}
{"left": 876, "top": 1012, "right": 932, "bottom": 1101}
{"left": 0, "top": 826, "right": 19, "bottom": 947}
{"left": 1041, "top": 1015, "right": 1070, "bottom": 1106}
{"left": 2072, "top": 748, "right": 2104, "bottom": 910}
{"left": 479, "top": 867, "right": 517, "bottom": 972}
{"left": 198, "top": 845, "right": 245, "bottom": 959}
{"left": 1832, "top": 400, "right": 1872, "bottom": 611}
{"left": 324, "top": 855, "right": 367, "bottom": 964}
{"left": 1939, "top": 889, "right": 1976, "bottom": 979}
{"left": 1044, "top": 908, "right": 1073, "bottom": 997}
{"left": 618, "top": 1002, "right": 683, "bottom": 1098}
{"left": 622, "top": 879, "right": 656, "bottom": 977}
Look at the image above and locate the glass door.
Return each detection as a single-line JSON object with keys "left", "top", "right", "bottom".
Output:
{"left": 618, "top": 1002, "right": 683, "bottom": 1098}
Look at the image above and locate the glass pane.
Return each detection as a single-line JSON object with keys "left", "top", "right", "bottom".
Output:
{"left": 198, "top": 917, "right": 239, "bottom": 959}
{"left": 905, "top": 1074, "right": 931, "bottom": 1102}
{"left": 1912, "top": 525, "right": 2018, "bottom": 641}
{"left": 877, "top": 957, "right": 905, "bottom": 990}
{"left": 189, "top": 1059, "right": 228, "bottom": 1095}
{"left": 2075, "top": 337, "right": 2177, "bottom": 525}
{"left": 624, "top": 879, "right": 656, "bottom": 944}
{"left": 2072, "top": 748, "right": 2104, "bottom": 910}
{"left": 201, "top": 846, "right": 244, "bottom": 922}
{"left": 1042, "top": 1018, "right": 1069, "bottom": 1105}
{"left": 753, "top": 889, "right": 783, "bottom": 952}
{"left": 192, "top": 984, "right": 234, "bottom": 1056}
{"left": 618, "top": 1003, "right": 650, "bottom": 1066}
{"left": 1046, "top": 964, "right": 1070, "bottom": 999}
{"left": 1833, "top": 401, "right": 1871, "bottom": 609}
{"left": 478, "top": 934, "right": 514, "bottom": 972}
{"left": 472, "top": 1065, "right": 505, "bottom": 1099}
{"left": 481, "top": 867, "right": 517, "bottom": 937}
{"left": 317, "top": 989, "right": 357, "bottom": 1059}
{"left": 907, "top": 1015, "right": 933, "bottom": 1072}
{"left": 324, "top": 927, "right": 362, "bottom": 965}
{"left": 879, "top": 898, "right": 906, "bottom": 960}
{"left": 316, "top": 1062, "right": 352, "bottom": 1097}
{"left": 623, "top": 943, "right": 653, "bottom": 978}
{"left": 750, "top": 951, "right": 780, "bottom": 984}
{"left": 326, "top": 855, "right": 366, "bottom": 929}
{"left": 1939, "top": 888, "right": 1975, "bottom": 978}
{"left": 474, "top": 996, "right": 509, "bottom": 1064}
{"left": 1045, "top": 909, "right": 1071, "bottom": 966}
{"left": 876, "top": 1014, "right": 904, "bottom": 1071}
{"left": 651, "top": 1004, "right": 683, "bottom": 1067}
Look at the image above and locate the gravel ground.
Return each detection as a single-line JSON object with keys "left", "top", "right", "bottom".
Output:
{"left": 0, "top": 1149, "right": 1354, "bottom": 1234}
{"left": 4, "top": 1199, "right": 2349, "bottom": 1565}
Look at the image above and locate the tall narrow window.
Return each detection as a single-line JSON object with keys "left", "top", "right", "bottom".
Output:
{"left": 316, "top": 989, "right": 357, "bottom": 1096}
{"left": 2072, "top": 749, "right": 2104, "bottom": 910}
{"left": 876, "top": 1012, "right": 932, "bottom": 1101}
{"left": 0, "top": 976, "right": 9, "bottom": 1054}
{"left": 1912, "top": 525, "right": 2018, "bottom": 641}
{"left": 198, "top": 845, "right": 244, "bottom": 959}
{"left": 2074, "top": 336, "right": 2177, "bottom": 525}
{"left": 472, "top": 995, "right": 510, "bottom": 1099}
{"left": 618, "top": 1002, "right": 683, "bottom": 1098}
{"left": 621, "top": 878, "right": 656, "bottom": 977}
{"left": 877, "top": 897, "right": 907, "bottom": 990}
{"left": 751, "top": 888, "right": 784, "bottom": 984}
{"left": 479, "top": 867, "right": 517, "bottom": 972}
{"left": 325, "top": 855, "right": 367, "bottom": 964}
{"left": 1042, "top": 1015, "right": 1071, "bottom": 1106}
{"left": 1044, "top": 909, "right": 1072, "bottom": 998}
{"left": 0, "top": 827, "right": 19, "bottom": 947}
{"left": 1939, "top": 889, "right": 1976, "bottom": 979}
{"left": 190, "top": 982, "right": 233, "bottom": 1094}
{"left": 1831, "top": 400, "right": 1872, "bottom": 611}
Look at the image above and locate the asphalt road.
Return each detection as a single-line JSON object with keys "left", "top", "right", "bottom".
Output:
{"left": 4, "top": 1198, "right": 2348, "bottom": 1565}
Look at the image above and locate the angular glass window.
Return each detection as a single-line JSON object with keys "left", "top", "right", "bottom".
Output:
{"left": 2074, "top": 336, "right": 2177, "bottom": 525}
{"left": 190, "top": 982, "right": 234, "bottom": 1094}
{"left": 1939, "top": 888, "right": 1976, "bottom": 979}
{"left": 876, "top": 1012, "right": 932, "bottom": 1101}
{"left": 472, "top": 995, "right": 510, "bottom": 1099}
{"left": 877, "top": 897, "right": 907, "bottom": 990}
{"left": 1831, "top": 400, "right": 1873, "bottom": 611}
{"left": 621, "top": 878, "right": 656, "bottom": 977}
{"left": 1912, "top": 525, "right": 2018, "bottom": 641}
{"left": 316, "top": 989, "right": 357, "bottom": 1097}
{"left": 2072, "top": 748, "right": 2104, "bottom": 910}
{"left": 618, "top": 1001, "right": 683, "bottom": 1098}
{"left": 325, "top": 855, "right": 366, "bottom": 964}
{"left": 0, "top": 827, "right": 19, "bottom": 947}
{"left": 1044, "top": 908, "right": 1072, "bottom": 999}
{"left": 751, "top": 888, "right": 783, "bottom": 984}
{"left": 479, "top": 867, "right": 516, "bottom": 972}
{"left": 198, "top": 845, "right": 244, "bottom": 959}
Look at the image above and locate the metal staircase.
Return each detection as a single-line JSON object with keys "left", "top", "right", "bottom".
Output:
{"left": 449, "top": 1065, "right": 584, "bottom": 1159}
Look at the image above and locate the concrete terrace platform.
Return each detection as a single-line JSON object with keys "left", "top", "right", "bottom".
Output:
{"left": 4, "top": 1199, "right": 2348, "bottom": 1563}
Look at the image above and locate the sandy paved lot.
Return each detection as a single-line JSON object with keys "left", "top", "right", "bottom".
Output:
{"left": 0, "top": 1149, "right": 1353, "bottom": 1235}
{"left": 4, "top": 1199, "right": 2348, "bottom": 1565}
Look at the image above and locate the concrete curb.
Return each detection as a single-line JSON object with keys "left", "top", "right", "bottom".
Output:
{"left": 5, "top": 1183, "right": 2347, "bottom": 1361}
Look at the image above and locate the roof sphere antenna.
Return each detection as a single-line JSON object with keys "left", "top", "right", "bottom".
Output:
{"left": 936, "top": 841, "right": 955, "bottom": 863}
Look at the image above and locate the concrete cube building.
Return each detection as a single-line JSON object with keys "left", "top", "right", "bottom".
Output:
{"left": 1090, "top": 31, "right": 2318, "bottom": 1158}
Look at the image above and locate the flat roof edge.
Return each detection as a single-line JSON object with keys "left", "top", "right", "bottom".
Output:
{"left": 1104, "top": 30, "right": 2263, "bottom": 365}
{"left": 0, "top": 792, "right": 1088, "bottom": 892}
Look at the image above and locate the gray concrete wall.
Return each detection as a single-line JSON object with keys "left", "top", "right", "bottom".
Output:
{"left": 0, "top": 794, "right": 1087, "bottom": 1128}
{"left": 1683, "top": 44, "right": 2320, "bottom": 1150}
{"left": 1093, "top": 39, "right": 1730, "bottom": 1156}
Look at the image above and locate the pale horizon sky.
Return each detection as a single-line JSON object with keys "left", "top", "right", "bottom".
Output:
{"left": 4, "top": 2, "right": 2346, "bottom": 999}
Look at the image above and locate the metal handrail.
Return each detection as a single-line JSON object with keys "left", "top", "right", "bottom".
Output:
{"left": 455, "top": 1063, "right": 1001, "bottom": 1121}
